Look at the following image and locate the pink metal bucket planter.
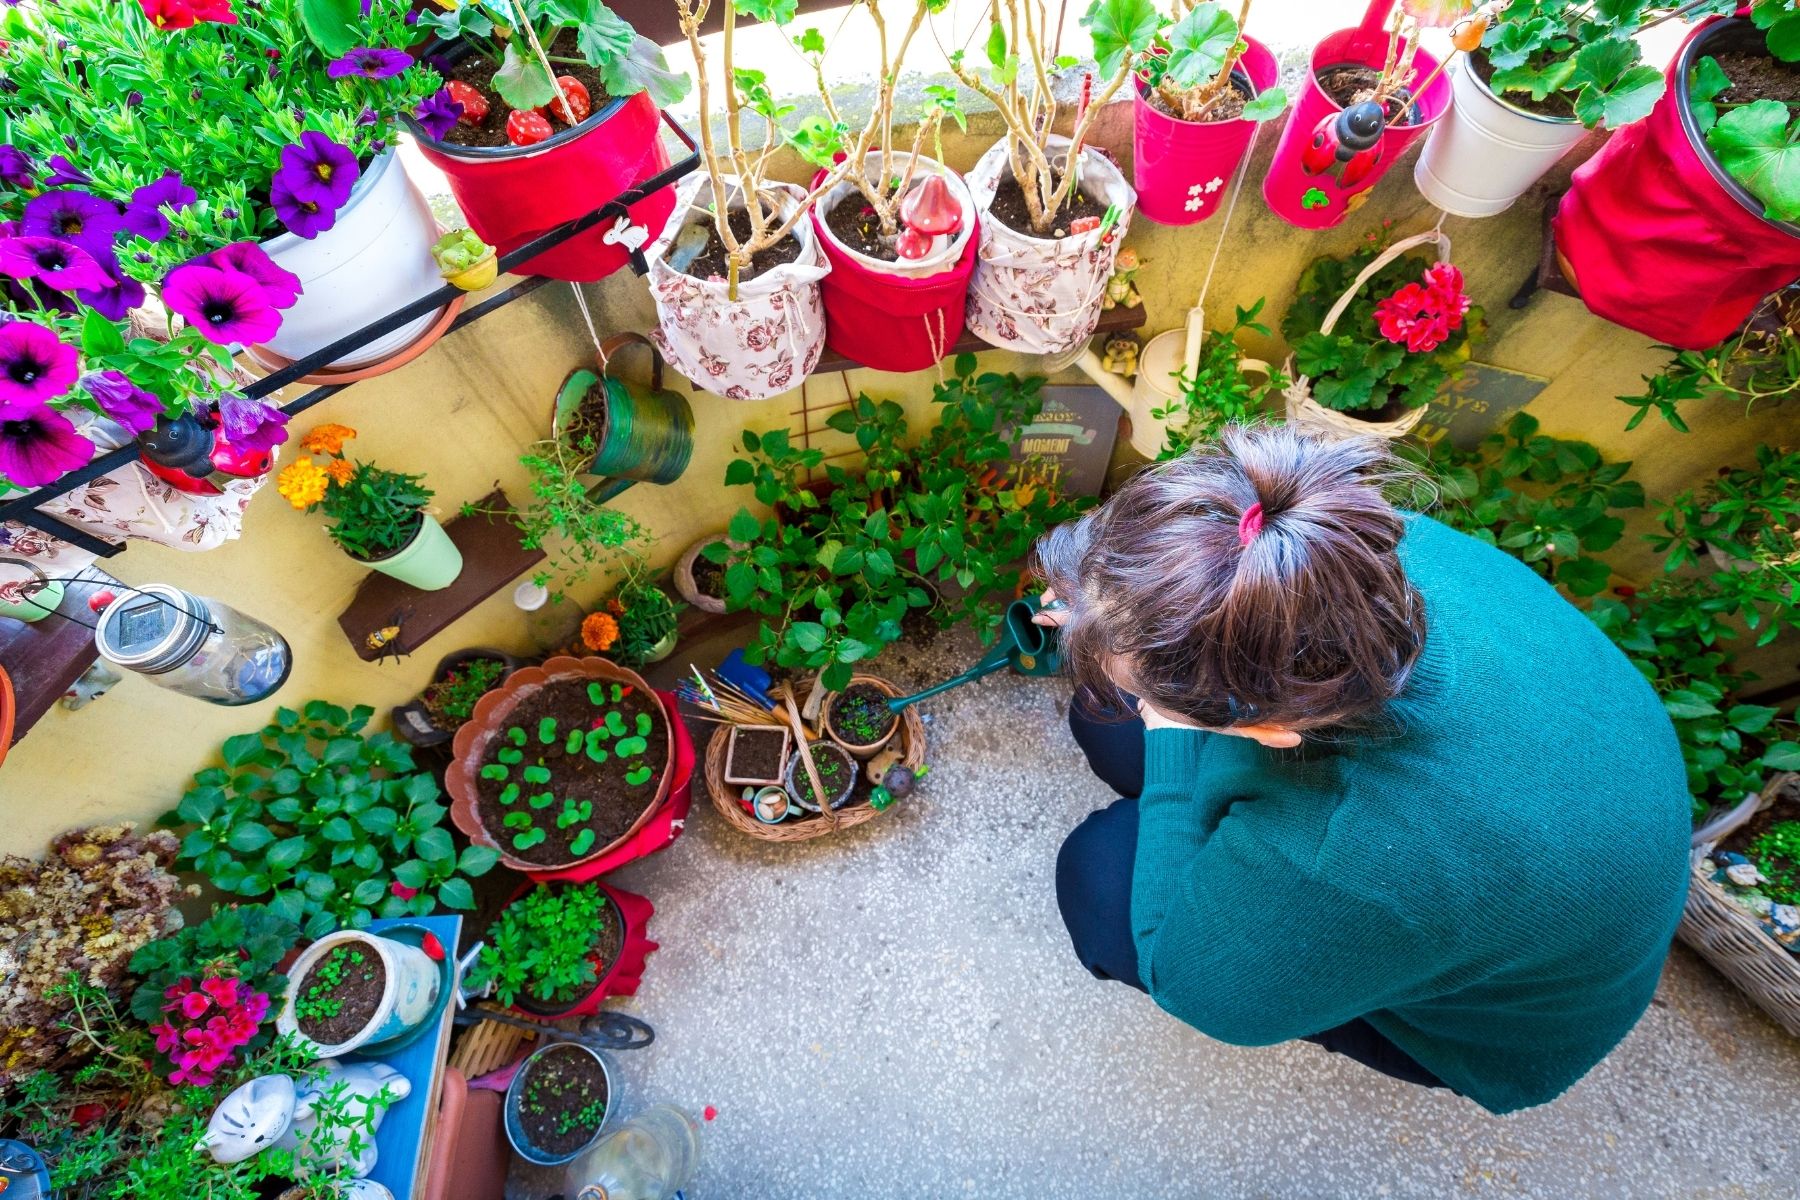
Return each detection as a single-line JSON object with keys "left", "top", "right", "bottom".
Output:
{"left": 1133, "top": 36, "right": 1278, "bottom": 226}
{"left": 1552, "top": 16, "right": 1800, "bottom": 351}
{"left": 1261, "top": 0, "right": 1451, "bottom": 230}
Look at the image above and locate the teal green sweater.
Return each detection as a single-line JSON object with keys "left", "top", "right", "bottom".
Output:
{"left": 1131, "top": 515, "right": 1691, "bottom": 1114}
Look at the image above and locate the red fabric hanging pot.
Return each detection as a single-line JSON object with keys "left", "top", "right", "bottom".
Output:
{"left": 1133, "top": 37, "right": 1279, "bottom": 226}
{"left": 410, "top": 79, "right": 675, "bottom": 283}
{"left": 1552, "top": 16, "right": 1800, "bottom": 350}
{"left": 809, "top": 161, "right": 980, "bottom": 373}
{"left": 502, "top": 880, "right": 659, "bottom": 1017}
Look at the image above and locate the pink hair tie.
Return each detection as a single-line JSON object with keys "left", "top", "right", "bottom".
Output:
{"left": 1237, "top": 502, "right": 1265, "bottom": 547}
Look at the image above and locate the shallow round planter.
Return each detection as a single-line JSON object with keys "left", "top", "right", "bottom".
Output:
{"left": 500, "top": 880, "right": 659, "bottom": 1018}
{"left": 1414, "top": 57, "right": 1586, "bottom": 218}
{"left": 1261, "top": 25, "right": 1451, "bottom": 229}
{"left": 503, "top": 1041, "right": 620, "bottom": 1167}
{"left": 673, "top": 533, "right": 730, "bottom": 614}
{"left": 1134, "top": 37, "right": 1279, "bottom": 226}
{"left": 811, "top": 153, "right": 980, "bottom": 372}
{"left": 257, "top": 149, "right": 449, "bottom": 370}
{"left": 823, "top": 677, "right": 901, "bottom": 759}
{"left": 360, "top": 513, "right": 463, "bottom": 591}
{"left": 408, "top": 46, "right": 680, "bottom": 283}
{"left": 276, "top": 929, "right": 441, "bottom": 1058}
{"left": 1554, "top": 16, "right": 1800, "bottom": 350}
{"left": 784, "top": 739, "right": 859, "bottom": 813}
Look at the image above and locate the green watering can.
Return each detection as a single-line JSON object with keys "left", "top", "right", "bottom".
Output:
{"left": 554, "top": 331, "right": 694, "bottom": 504}
{"left": 887, "top": 595, "right": 1063, "bottom": 714}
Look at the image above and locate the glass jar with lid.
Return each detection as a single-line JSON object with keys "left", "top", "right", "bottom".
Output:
{"left": 94, "top": 585, "right": 290, "bottom": 705}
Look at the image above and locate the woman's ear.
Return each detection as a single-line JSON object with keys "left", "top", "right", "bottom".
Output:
{"left": 1235, "top": 724, "right": 1303, "bottom": 750}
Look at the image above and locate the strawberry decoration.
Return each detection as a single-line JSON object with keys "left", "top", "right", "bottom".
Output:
{"left": 447, "top": 80, "right": 488, "bottom": 127}
{"left": 506, "top": 109, "right": 553, "bottom": 146}
{"left": 547, "top": 76, "right": 591, "bottom": 125}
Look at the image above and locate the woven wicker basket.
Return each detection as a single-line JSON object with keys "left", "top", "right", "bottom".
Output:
{"left": 1680, "top": 773, "right": 1800, "bottom": 1037}
{"left": 1283, "top": 230, "right": 1449, "bottom": 441}
{"left": 705, "top": 673, "right": 926, "bottom": 843}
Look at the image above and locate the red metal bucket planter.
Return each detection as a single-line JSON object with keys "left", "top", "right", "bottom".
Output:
{"left": 1261, "top": 1, "right": 1450, "bottom": 229}
{"left": 411, "top": 89, "right": 677, "bottom": 283}
{"left": 1552, "top": 16, "right": 1800, "bottom": 351}
{"left": 506, "top": 880, "right": 660, "bottom": 1016}
{"left": 1133, "top": 37, "right": 1278, "bottom": 226}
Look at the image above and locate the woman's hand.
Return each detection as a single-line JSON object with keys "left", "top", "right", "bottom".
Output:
{"left": 1032, "top": 589, "right": 1069, "bottom": 627}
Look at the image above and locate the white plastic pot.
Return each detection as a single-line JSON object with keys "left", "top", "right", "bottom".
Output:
{"left": 1414, "top": 61, "right": 1587, "bottom": 218}
{"left": 259, "top": 149, "right": 449, "bottom": 369}
{"left": 276, "top": 929, "right": 441, "bottom": 1058}
{"left": 814, "top": 152, "right": 975, "bottom": 278}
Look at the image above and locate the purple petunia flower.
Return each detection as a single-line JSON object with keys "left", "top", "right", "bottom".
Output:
{"left": 161, "top": 263, "right": 282, "bottom": 345}
{"left": 0, "top": 401, "right": 95, "bottom": 488}
{"left": 327, "top": 47, "right": 413, "bottom": 80}
{"left": 122, "top": 172, "right": 197, "bottom": 242}
{"left": 0, "top": 322, "right": 79, "bottom": 409}
{"left": 414, "top": 88, "right": 464, "bottom": 141}
{"left": 81, "top": 370, "right": 164, "bottom": 434}
{"left": 43, "top": 155, "right": 90, "bottom": 187}
{"left": 0, "top": 237, "right": 112, "bottom": 292}
{"left": 199, "top": 242, "right": 302, "bottom": 309}
{"left": 268, "top": 173, "right": 338, "bottom": 239}
{"left": 21, "top": 190, "right": 123, "bottom": 257}
{"left": 0, "top": 144, "right": 33, "bottom": 189}
{"left": 76, "top": 257, "right": 148, "bottom": 321}
{"left": 274, "top": 131, "right": 358, "bottom": 211}
{"left": 356, "top": 106, "right": 378, "bottom": 127}
{"left": 215, "top": 393, "right": 289, "bottom": 452}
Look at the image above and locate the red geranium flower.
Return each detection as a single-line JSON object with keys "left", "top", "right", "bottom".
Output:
{"left": 1374, "top": 261, "right": 1472, "bottom": 354}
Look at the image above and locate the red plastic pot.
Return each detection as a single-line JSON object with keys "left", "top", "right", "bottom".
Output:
{"left": 1261, "top": 0, "right": 1451, "bottom": 229}
{"left": 1553, "top": 16, "right": 1800, "bottom": 350}
{"left": 1133, "top": 37, "right": 1278, "bottom": 226}
{"left": 410, "top": 77, "right": 675, "bottom": 283}
{"left": 503, "top": 880, "right": 659, "bottom": 1017}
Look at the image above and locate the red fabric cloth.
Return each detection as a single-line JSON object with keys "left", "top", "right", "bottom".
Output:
{"left": 1554, "top": 18, "right": 1800, "bottom": 349}
{"left": 813, "top": 205, "right": 979, "bottom": 373}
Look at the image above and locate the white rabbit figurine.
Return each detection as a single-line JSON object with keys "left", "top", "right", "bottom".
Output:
{"left": 206, "top": 1061, "right": 410, "bottom": 1178}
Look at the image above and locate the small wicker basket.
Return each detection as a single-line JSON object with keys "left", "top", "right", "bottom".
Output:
{"left": 704, "top": 673, "right": 926, "bottom": 843}
{"left": 1679, "top": 773, "right": 1800, "bottom": 1037}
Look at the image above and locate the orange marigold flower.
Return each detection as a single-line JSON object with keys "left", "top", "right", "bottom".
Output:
{"left": 300, "top": 423, "right": 357, "bottom": 455}
{"left": 580, "top": 611, "right": 620, "bottom": 652}
{"left": 607, "top": 598, "right": 625, "bottom": 615}
{"left": 324, "top": 459, "right": 356, "bottom": 485}
{"left": 275, "top": 458, "right": 329, "bottom": 510}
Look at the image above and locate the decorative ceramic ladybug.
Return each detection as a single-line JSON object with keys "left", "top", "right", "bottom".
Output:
{"left": 139, "top": 414, "right": 272, "bottom": 496}
{"left": 1299, "top": 100, "right": 1387, "bottom": 187}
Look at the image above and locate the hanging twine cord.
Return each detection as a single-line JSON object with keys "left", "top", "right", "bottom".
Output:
{"left": 1191, "top": 118, "right": 1262, "bottom": 327}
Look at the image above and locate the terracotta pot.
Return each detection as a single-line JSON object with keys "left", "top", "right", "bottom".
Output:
{"left": 498, "top": 880, "right": 659, "bottom": 1019}
{"left": 822, "top": 675, "right": 901, "bottom": 758}
{"left": 0, "top": 663, "right": 12, "bottom": 768}
{"left": 445, "top": 656, "right": 677, "bottom": 873}
{"left": 1133, "top": 37, "right": 1279, "bottom": 226}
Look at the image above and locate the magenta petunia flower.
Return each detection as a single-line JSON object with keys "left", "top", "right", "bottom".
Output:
{"left": 0, "top": 237, "right": 112, "bottom": 292}
{"left": 82, "top": 370, "right": 163, "bottom": 434}
{"left": 122, "top": 171, "right": 197, "bottom": 241}
{"left": 216, "top": 393, "right": 289, "bottom": 452}
{"left": 161, "top": 263, "right": 281, "bottom": 344}
{"left": 21, "top": 189, "right": 123, "bottom": 257}
{"left": 0, "top": 144, "right": 34, "bottom": 189}
{"left": 274, "top": 130, "right": 358, "bottom": 210}
{"left": 76, "top": 258, "right": 147, "bottom": 321}
{"left": 413, "top": 87, "right": 463, "bottom": 141}
{"left": 201, "top": 242, "right": 302, "bottom": 308}
{"left": 269, "top": 172, "right": 338, "bottom": 239}
{"left": 327, "top": 46, "right": 414, "bottom": 80}
{"left": 0, "top": 402, "right": 95, "bottom": 487}
{"left": 0, "top": 321, "right": 78, "bottom": 408}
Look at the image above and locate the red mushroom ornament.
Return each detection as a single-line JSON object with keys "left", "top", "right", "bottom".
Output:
{"left": 894, "top": 225, "right": 933, "bottom": 260}
{"left": 899, "top": 174, "right": 962, "bottom": 260}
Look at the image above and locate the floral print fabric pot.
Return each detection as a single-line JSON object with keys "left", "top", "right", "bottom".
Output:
{"left": 644, "top": 176, "right": 829, "bottom": 400}
{"left": 504, "top": 880, "right": 660, "bottom": 1018}
{"left": 275, "top": 929, "right": 441, "bottom": 1058}
{"left": 810, "top": 154, "right": 980, "bottom": 372}
{"left": 1553, "top": 17, "right": 1800, "bottom": 351}
{"left": 964, "top": 136, "right": 1136, "bottom": 356}
{"left": 361, "top": 513, "right": 463, "bottom": 591}
{"left": 1261, "top": 22, "right": 1450, "bottom": 229}
{"left": 1133, "top": 37, "right": 1278, "bottom": 226}
{"left": 1413, "top": 58, "right": 1587, "bottom": 218}
{"left": 409, "top": 58, "right": 677, "bottom": 284}
{"left": 258, "top": 149, "right": 449, "bottom": 370}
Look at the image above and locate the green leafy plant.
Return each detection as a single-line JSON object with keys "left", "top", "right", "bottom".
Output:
{"left": 424, "top": 656, "right": 510, "bottom": 726}
{"left": 1140, "top": 0, "right": 1287, "bottom": 124}
{"left": 1688, "top": 49, "right": 1800, "bottom": 222}
{"left": 127, "top": 902, "right": 298, "bottom": 1031}
{"left": 1477, "top": 0, "right": 1692, "bottom": 125}
{"left": 279, "top": 426, "right": 435, "bottom": 561}
{"left": 165, "top": 700, "right": 499, "bottom": 939}
{"left": 606, "top": 578, "right": 685, "bottom": 666}
{"left": 489, "top": 419, "right": 647, "bottom": 604}
{"left": 1618, "top": 293, "right": 1800, "bottom": 430}
{"left": 1151, "top": 300, "right": 1287, "bottom": 457}
{"left": 710, "top": 356, "right": 1087, "bottom": 690}
{"left": 466, "top": 883, "right": 612, "bottom": 1009}
{"left": 1749, "top": 819, "right": 1800, "bottom": 904}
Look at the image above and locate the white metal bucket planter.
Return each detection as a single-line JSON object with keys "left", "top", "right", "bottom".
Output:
{"left": 964, "top": 136, "right": 1136, "bottom": 356}
{"left": 1414, "top": 62, "right": 1587, "bottom": 219}
{"left": 259, "top": 149, "right": 449, "bottom": 370}
{"left": 645, "top": 176, "right": 829, "bottom": 402}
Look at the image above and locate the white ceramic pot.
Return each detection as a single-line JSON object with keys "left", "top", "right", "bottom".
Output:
{"left": 1414, "top": 61, "right": 1587, "bottom": 218}
{"left": 814, "top": 152, "right": 976, "bottom": 278}
{"left": 276, "top": 929, "right": 441, "bottom": 1058}
{"left": 360, "top": 513, "right": 462, "bottom": 591}
{"left": 1127, "top": 328, "right": 1270, "bottom": 458}
{"left": 259, "top": 150, "right": 448, "bottom": 369}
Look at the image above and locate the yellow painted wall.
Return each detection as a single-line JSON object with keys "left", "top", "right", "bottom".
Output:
{"left": 1, "top": 96, "right": 1791, "bottom": 855}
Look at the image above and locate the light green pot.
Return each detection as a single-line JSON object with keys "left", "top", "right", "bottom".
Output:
{"left": 364, "top": 514, "right": 462, "bottom": 591}
{"left": 0, "top": 558, "right": 62, "bottom": 623}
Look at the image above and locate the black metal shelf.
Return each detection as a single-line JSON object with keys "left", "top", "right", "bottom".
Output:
{"left": 1, "top": 113, "right": 700, "bottom": 559}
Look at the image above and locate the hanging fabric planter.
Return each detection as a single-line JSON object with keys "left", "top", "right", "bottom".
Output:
{"left": 643, "top": 176, "right": 829, "bottom": 401}
{"left": 964, "top": 136, "right": 1137, "bottom": 357}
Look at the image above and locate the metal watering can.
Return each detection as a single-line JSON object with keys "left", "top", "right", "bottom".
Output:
{"left": 886, "top": 595, "right": 1062, "bottom": 714}
{"left": 554, "top": 331, "right": 694, "bottom": 504}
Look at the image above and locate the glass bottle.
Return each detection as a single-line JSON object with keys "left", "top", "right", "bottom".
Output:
{"left": 94, "top": 584, "right": 290, "bottom": 705}
{"left": 514, "top": 579, "right": 585, "bottom": 656}
{"left": 575, "top": 1106, "right": 702, "bottom": 1200}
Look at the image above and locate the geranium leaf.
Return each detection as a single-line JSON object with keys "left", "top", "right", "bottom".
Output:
{"left": 1706, "top": 99, "right": 1800, "bottom": 222}
{"left": 1083, "top": 0, "right": 1160, "bottom": 77}
{"left": 1161, "top": 2, "right": 1238, "bottom": 90}
{"left": 494, "top": 41, "right": 558, "bottom": 110}
{"left": 297, "top": 0, "right": 360, "bottom": 58}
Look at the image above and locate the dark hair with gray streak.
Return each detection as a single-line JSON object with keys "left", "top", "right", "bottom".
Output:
{"left": 1033, "top": 424, "right": 1426, "bottom": 731}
